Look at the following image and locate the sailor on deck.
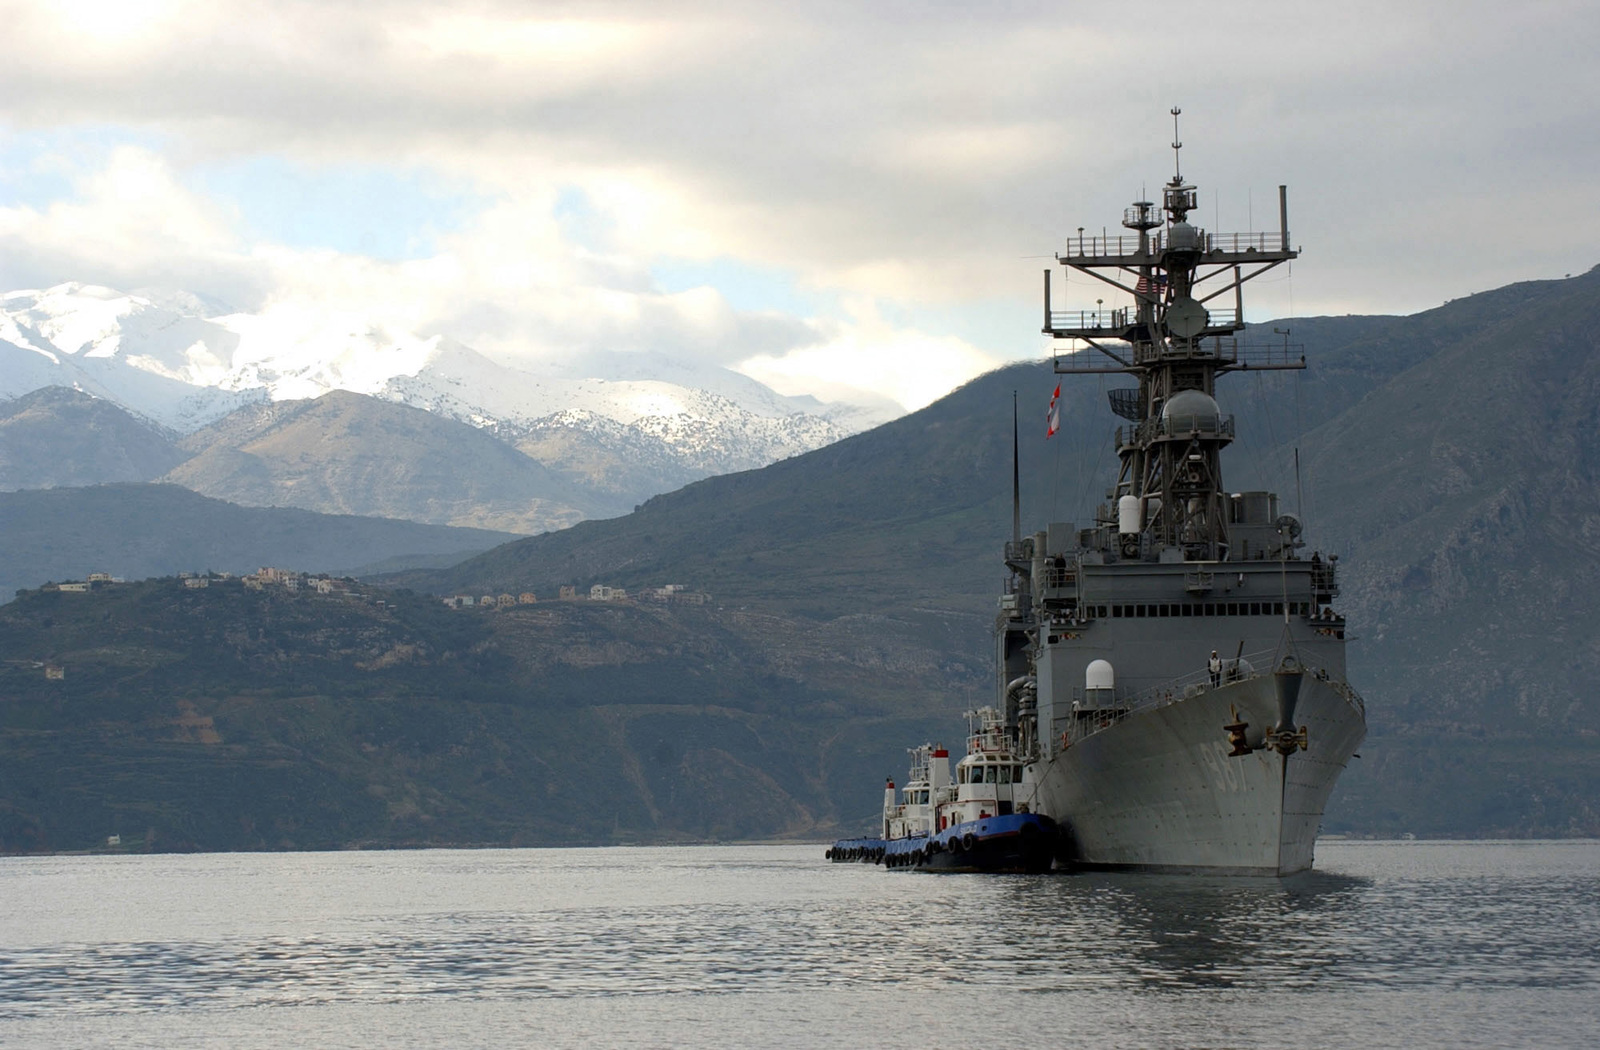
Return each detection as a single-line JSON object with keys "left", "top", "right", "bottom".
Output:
{"left": 1208, "top": 650, "right": 1222, "bottom": 688}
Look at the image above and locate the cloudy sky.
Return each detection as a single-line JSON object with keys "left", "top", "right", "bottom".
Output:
{"left": 1, "top": 0, "right": 1595, "bottom": 411}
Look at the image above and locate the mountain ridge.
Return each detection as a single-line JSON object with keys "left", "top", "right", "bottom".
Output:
{"left": 0, "top": 483, "right": 522, "bottom": 599}
{"left": 163, "top": 389, "right": 614, "bottom": 533}
{"left": 0, "top": 387, "right": 186, "bottom": 491}
{"left": 0, "top": 282, "right": 885, "bottom": 498}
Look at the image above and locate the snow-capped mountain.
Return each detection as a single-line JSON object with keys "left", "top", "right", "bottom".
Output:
{"left": 0, "top": 283, "right": 898, "bottom": 478}
{"left": 0, "top": 286, "right": 267, "bottom": 431}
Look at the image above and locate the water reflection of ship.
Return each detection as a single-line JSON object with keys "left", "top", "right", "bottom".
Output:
{"left": 984, "top": 870, "right": 1372, "bottom": 989}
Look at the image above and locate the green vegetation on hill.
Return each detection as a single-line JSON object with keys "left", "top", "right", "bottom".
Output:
{"left": 0, "top": 578, "right": 971, "bottom": 852}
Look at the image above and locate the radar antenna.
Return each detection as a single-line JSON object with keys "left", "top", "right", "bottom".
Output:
{"left": 1170, "top": 107, "right": 1183, "bottom": 181}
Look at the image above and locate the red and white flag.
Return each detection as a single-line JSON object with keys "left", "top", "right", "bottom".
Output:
{"left": 1046, "top": 382, "right": 1061, "bottom": 437}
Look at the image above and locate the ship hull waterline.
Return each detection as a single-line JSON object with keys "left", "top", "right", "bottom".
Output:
{"left": 827, "top": 814, "right": 1058, "bottom": 874}
{"left": 1028, "top": 675, "right": 1366, "bottom": 876}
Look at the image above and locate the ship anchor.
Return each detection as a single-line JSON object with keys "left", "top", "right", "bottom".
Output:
{"left": 1223, "top": 704, "right": 1253, "bottom": 757}
{"left": 1222, "top": 709, "right": 1308, "bottom": 757}
{"left": 1269, "top": 654, "right": 1310, "bottom": 755}
{"left": 1265, "top": 724, "right": 1310, "bottom": 755}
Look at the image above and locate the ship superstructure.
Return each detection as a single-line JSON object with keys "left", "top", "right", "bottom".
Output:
{"left": 827, "top": 117, "right": 1365, "bottom": 876}
{"left": 1001, "top": 113, "right": 1366, "bottom": 873}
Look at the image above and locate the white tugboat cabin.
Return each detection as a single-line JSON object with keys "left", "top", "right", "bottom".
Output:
{"left": 937, "top": 707, "right": 1035, "bottom": 830}
{"left": 882, "top": 744, "right": 948, "bottom": 840}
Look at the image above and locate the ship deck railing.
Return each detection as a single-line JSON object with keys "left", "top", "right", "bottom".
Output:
{"left": 1048, "top": 306, "right": 1244, "bottom": 333}
{"left": 1063, "top": 648, "right": 1363, "bottom": 745}
{"left": 1116, "top": 414, "right": 1236, "bottom": 447}
{"left": 1053, "top": 337, "right": 1305, "bottom": 374}
{"left": 1058, "top": 229, "right": 1291, "bottom": 262}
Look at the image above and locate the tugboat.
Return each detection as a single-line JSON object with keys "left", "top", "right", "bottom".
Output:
{"left": 830, "top": 115, "right": 1366, "bottom": 876}
{"left": 826, "top": 709, "right": 1055, "bottom": 873}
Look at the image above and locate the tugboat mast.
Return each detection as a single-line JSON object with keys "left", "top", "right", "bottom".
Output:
{"left": 1041, "top": 109, "right": 1305, "bottom": 562}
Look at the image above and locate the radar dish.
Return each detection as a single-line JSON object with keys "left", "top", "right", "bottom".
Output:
{"left": 1166, "top": 297, "right": 1209, "bottom": 339}
{"left": 1273, "top": 514, "right": 1303, "bottom": 539}
{"left": 1107, "top": 388, "right": 1143, "bottom": 421}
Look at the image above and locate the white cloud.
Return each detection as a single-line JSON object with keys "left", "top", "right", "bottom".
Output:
{"left": 0, "top": 147, "right": 850, "bottom": 396}
{"left": 0, "top": 0, "right": 1597, "bottom": 409}
{"left": 0, "top": 145, "right": 264, "bottom": 304}
{"left": 736, "top": 297, "right": 1002, "bottom": 413}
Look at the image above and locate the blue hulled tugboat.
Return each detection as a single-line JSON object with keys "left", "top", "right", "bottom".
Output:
{"left": 826, "top": 707, "right": 1057, "bottom": 873}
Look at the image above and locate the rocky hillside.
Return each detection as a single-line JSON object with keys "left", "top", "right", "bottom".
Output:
{"left": 0, "top": 387, "right": 186, "bottom": 490}
{"left": 163, "top": 390, "right": 615, "bottom": 534}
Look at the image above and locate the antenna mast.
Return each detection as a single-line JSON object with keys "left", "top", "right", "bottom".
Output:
{"left": 1170, "top": 106, "right": 1183, "bottom": 181}
{"left": 1042, "top": 113, "right": 1306, "bottom": 562}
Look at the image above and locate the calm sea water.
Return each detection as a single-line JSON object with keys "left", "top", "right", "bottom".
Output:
{"left": 2, "top": 841, "right": 1597, "bottom": 1048}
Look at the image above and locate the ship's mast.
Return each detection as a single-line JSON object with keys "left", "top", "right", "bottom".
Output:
{"left": 1041, "top": 110, "right": 1305, "bottom": 562}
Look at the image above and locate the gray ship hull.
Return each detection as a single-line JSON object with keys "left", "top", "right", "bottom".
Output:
{"left": 1030, "top": 676, "right": 1366, "bottom": 875}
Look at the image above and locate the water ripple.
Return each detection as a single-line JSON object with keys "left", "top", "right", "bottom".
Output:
{"left": 1, "top": 842, "right": 1597, "bottom": 1042}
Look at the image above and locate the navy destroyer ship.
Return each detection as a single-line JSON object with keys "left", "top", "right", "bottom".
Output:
{"left": 831, "top": 116, "right": 1366, "bottom": 875}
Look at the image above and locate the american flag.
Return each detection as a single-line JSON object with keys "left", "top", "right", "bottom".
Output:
{"left": 1135, "top": 272, "right": 1168, "bottom": 294}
